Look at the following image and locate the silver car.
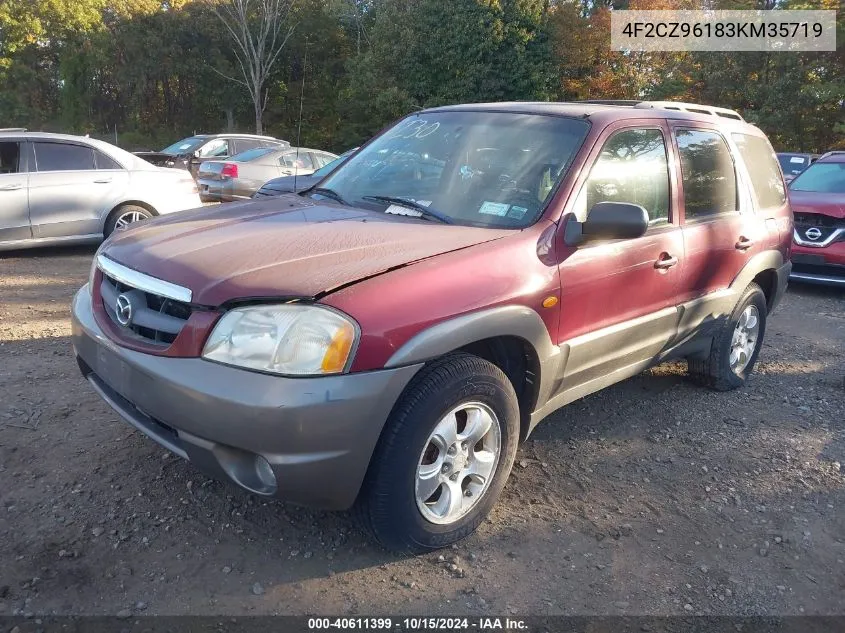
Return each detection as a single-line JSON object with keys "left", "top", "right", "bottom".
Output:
{"left": 197, "top": 147, "right": 338, "bottom": 202}
{"left": 0, "top": 131, "right": 202, "bottom": 251}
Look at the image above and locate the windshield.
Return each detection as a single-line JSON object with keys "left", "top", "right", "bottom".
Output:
{"left": 230, "top": 147, "right": 276, "bottom": 163}
{"left": 316, "top": 111, "right": 590, "bottom": 228}
{"left": 161, "top": 136, "right": 206, "bottom": 155}
{"left": 778, "top": 154, "right": 810, "bottom": 177}
{"left": 789, "top": 162, "right": 845, "bottom": 193}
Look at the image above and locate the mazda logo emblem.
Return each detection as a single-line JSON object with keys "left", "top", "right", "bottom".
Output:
{"left": 115, "top": 294, "right": 133, "bottom": 327}
{"left": 805, "top": 227, "right": 822, "bottom": 241}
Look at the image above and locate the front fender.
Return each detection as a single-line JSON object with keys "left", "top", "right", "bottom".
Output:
{"left": 384, "top": 305, "right": 562, "bottom": 418}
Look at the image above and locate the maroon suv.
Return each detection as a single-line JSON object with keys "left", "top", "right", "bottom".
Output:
{"left": 72, "top": 101, "right": 792, "bottom": 552}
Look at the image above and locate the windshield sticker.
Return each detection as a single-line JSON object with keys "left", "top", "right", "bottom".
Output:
{"left": 479, "top": 201, "right": 510, "bottom": 217}
{"left": 178, "top": 144, "right": 193, "bottom": 150}
{"left": 789, "top": 156, "right": 806, "bottom": 164}
{"left": 507, "top": 205, "right": 529, "bottom": 219}
{"left": 415, "top": 200, "right": 433, "bottom": 207}
{"left": 387, "top": 119, "right": 441, "bottom": 140}
{"left": 385, "top": 204, "right": 422, "bottom": 217}
{"left": 460, "top": 165, "right": 474, "bottom": 181}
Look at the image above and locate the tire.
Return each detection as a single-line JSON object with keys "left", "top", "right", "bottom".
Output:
{"left": 688, "top": 282, "right": 767, "bottom": 391}
{"left": 354, "top": 353, "right": 520, "bottom": 554}
{"left": 104, "top": 205, "right": 153, "bottom": 237}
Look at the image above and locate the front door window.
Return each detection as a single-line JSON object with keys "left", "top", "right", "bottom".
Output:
{"left": 573, "top": 127, "right": 671, "bottom": 226}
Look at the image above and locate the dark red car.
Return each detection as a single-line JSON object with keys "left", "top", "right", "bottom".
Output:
{"left": 788, "top": 151, "right": 845, "bottom": 287}
{"left": 72, "top": 101, "right": 792, "bottom": 552}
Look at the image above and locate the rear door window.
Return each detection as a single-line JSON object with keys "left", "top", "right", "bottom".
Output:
{"left": 0, "top": 141, "right": 22, "bottom": 173}
{"left": 312, "top": 153, "right": 334, "bottom": 168}
{"left": 281, "top": 153, "right": 314, "bottom": 170}
{"left": 675, "top": 129, "right": 737, "bottom": 220}
{"left": 34, "top": 142, "right": 96, "bottom": 172}
{"left": 732, "top": 134, "right": 786, "bottom": 210}
{"left": 233, "top": 138, "right": 263, "bottom": 153}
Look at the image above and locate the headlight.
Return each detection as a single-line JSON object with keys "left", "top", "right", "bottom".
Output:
{"left": 202, "top": 304, "right": 357, "bottom": 376}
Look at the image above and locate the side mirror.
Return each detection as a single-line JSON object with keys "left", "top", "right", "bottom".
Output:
{"left": 564, "top": 202, "right": 649, "bottom": 246}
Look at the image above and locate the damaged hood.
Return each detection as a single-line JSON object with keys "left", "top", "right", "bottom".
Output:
{"left": 788, "top": 189, "right": 845, "bottom": 219}
{"left": 133, "top": 151, "right": 187, "bottom": 168}
{"left": 100, "top": 196, "right": 512, "bottom": 306}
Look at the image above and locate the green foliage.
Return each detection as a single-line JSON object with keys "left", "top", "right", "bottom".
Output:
{"left": 0, "top": 0, "right": 842, "bottom": 152}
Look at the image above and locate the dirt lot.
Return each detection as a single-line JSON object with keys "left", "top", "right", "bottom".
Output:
{"left": 0, "top": 245, "right": 843, "bottom": 617}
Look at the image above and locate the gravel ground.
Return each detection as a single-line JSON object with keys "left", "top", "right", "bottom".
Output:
{"left": 0, "top": 245, "right": 843, "bottom": 617}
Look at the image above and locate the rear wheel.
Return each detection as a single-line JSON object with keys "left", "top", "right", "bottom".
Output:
{"left": 104, "top": 205, "right": 153, "bottom": 237}
{"left": 688, "top": 282, "right": 767, "bottom": 391}
{"left": 355, "top": 353, "right": 519, "bottom": 553}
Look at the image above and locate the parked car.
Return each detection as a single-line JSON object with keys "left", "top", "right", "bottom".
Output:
{"left": 135, "top": 134, "right": 289, "bottom": 178}
{"left": 0, "top": 131, "right": 201, "bottom": 250}
{"left": 72, "top": 100, "right": 791, "bottom": 552}
{"left": 777, "top": 152, "right": 819, "bottom": 183}
{"left": 253, "top": 148, "right": 358, "bottom": 198}
{"left": 198, "top": 147, "right": 338, "bottom": 202}
{"left": 788, "top": 150, "right": 845, "bottom": 286}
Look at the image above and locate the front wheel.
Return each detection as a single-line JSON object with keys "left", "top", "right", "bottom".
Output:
{"left": 355, "top": 353, "right": 519, "bottom": 553}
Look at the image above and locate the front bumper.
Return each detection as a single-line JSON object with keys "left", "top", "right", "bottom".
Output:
{"left": 71, "top": 286, "right": 422, "bottom": 510}
{"left": 790, "top": 242, "right": 845, "bottom": 287}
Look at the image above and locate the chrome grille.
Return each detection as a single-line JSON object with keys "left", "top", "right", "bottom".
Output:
{"left": 100, "top": 274, "right": 192, "bottom": 345}
{"left": 96, "top": 255, "right": 194, "bottom": 346}
{"left": 793, "top": 213, "right": 845, "bottom": 247}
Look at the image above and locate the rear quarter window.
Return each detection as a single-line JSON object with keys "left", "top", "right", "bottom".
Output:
{"left": 732, "top": 134, "right": 786, "bottom": 210}
{"left": 95, "top": 150, "right": 124, "bottom": 170}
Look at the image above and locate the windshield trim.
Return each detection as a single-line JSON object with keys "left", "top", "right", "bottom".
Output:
{"left": 317, "top": 111, "right": 591, "bottom": 230}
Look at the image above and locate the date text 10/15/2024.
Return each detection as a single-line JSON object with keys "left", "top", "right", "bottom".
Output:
{"left": 308, "top": 618, "right": 529, "bottom": 631}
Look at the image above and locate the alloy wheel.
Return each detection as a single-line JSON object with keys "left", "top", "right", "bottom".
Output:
{"left": 114, "top": 210, "right": 149, "bottom": 230}
{"left": 415, "top": 402, "right": 502, "bottom": 525}
{"left": 730, "top": 305, "right": 760, "bottom": 373}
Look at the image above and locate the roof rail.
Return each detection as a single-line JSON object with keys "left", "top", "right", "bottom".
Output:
{"left": 218, "top": 133, "right": 279, "bottom": 140}
{"left": 0, "top": 127, "right": 27, "bottom": 132}
{"left": 634, "top": 101, "right": 744, "bottom": 121}
{"left": 580, "top": 100, "right": 642, "bottom": 107}
{"left": 578, "top": 100, "right": 744, "bottom": 121}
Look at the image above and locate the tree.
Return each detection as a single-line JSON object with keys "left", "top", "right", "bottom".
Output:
{"left": 208, "top": 0, "right": 296, "bottom": 134}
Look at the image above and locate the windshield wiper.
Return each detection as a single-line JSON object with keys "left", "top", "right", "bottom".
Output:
{"left": 361, "top": 195, "right": 452, "bottom": 224}
{"left": 309, "top": 187, "right": 349, "bottom": 206}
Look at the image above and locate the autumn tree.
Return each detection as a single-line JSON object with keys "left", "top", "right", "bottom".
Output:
{"left": 207, "top": 0, "right": 296, "bottom": 135}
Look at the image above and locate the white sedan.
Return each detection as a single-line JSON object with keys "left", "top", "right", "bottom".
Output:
{"left": 0, "top": 130, "right": 202, "bottom": 251}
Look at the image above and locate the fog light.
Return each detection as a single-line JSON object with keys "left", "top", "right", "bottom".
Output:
{"left": 254, "top": 455, "right": 277, "bottom": 490}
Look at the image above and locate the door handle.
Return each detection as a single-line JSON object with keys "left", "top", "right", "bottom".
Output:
{"left": 93, "top": 178, "right": 113, "bottom": 184}
{"left": 735, "top": 236, "right": 755, "bottom": 250}
{"left": 654, "top": 254, "right": 678, "bottom": 269}
{"left": 0, "top": 183, "right": 22, "bottom": 191}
